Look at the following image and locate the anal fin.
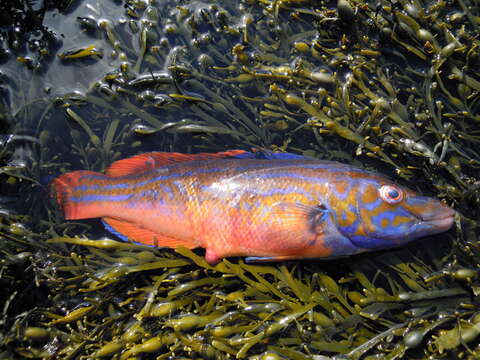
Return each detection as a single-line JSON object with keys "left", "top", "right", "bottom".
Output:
{"left": 102, "top": 217, "right": 198, "bottom": 249}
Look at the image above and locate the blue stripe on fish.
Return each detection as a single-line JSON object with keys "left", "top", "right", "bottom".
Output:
{"left": 72, "top": 161, "right": 369, "bottom": 193}
{"left": 160, "top": 185, "right": 174, "bottom": 199}
{"left": 245, "top": 172, "right": 332, "bottom": 183}
{"left": 248, "top": 186, "right": 316, "bottom": 201}
{"left": 102, "top": 219, "right": 129, "bottom": 242}
{"left": 70, "top": 194, "right": 135, "bottom": 202}
{"left": 360, "top": 197, "right": 383, "bottom": 211}
{"left": 201, "top": 182, "right": 316, "bottom": 202}
{"left": 172, "top": 180, "right": 187, "bottom": 197}
{"left": 371, "top": 209, "right": 408, "bottom": 229}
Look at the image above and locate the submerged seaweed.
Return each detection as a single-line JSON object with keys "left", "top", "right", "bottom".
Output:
{"left": 0, "top": 0, "right": 480, "bottom": 359}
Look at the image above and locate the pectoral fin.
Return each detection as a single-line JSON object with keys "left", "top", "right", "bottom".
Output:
{"left": 258, "top": 202, "right": 331, "bottom": 254}
{"left": 270, "top": 202, "right": 328, "bottom": 241}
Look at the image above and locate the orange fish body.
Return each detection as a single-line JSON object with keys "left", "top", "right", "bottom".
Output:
{"left": 52, "top": 150, "right": 455, "bottom": 264}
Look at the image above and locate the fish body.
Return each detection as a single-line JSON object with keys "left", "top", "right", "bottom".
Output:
{"left": 52, "top": 150, "right": 455, "bottom": 264}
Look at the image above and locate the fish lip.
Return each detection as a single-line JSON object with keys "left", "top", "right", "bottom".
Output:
{"left": 418, "top": 208, "right": 455, "bottom": 232}
{"left": 423, "top": 214, "right": 455, "bottom": 232}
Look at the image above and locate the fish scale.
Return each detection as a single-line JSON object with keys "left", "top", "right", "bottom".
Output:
{"left": 51, "top": 150, "right": 455, "bottom": 264}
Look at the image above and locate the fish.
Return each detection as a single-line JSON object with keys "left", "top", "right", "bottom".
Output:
{"left": 51, "top": 150, "right": 455, "bottom": 264}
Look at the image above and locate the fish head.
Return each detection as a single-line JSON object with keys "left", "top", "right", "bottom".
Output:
{"left": 331, "top": 175, "right": 455, "bottom": 250}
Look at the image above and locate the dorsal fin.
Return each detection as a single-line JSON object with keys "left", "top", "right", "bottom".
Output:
{"left": 105, "top": 150, "right": 249, "bottom": 177}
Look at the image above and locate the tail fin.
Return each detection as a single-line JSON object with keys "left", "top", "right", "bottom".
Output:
{"left": 50, "top": 170, "right": 106, "bottom": 220}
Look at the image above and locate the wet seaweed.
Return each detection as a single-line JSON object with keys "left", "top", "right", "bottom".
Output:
{"left": 1, "top": 0, "right": 480, "bottom": 359}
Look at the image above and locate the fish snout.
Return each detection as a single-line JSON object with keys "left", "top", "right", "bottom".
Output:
{"left": 414, "top": 198, "right": 455, "bottom": 233}
{"left": 422, "top": 205, "right": 455, "bottom": 231}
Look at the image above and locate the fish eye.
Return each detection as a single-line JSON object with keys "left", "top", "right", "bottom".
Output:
{"left": 379, "top": 185, "right": 403, "bottom": 204}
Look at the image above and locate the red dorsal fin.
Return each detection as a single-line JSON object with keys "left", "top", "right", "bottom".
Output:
{"left": 102, "top": 217, "right": 199, "bottom": 249}
{"left": 106, "top": 150, "right": 249, "bottom": 177}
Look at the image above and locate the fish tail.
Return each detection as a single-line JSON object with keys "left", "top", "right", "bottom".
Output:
{"left": 50, "top": 170, "right": 108, "bottom": 220}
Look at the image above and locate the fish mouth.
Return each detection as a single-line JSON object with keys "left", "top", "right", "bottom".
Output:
{"left": 424, "top": 215, "right": 454, "bottom": 232}
{"left": 419, "top": 207, "right": 455, "bottom": 233}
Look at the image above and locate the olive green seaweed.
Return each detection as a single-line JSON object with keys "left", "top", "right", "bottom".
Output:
{"left": 0, "top": 0, "right": 479, "bottom": 359}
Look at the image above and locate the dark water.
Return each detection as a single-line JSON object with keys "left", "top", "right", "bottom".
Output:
{"left": 1, "top": 0, "right": 479, "bottom": 359}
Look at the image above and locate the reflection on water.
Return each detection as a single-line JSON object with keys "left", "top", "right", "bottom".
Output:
{"left": 0, "top": 0, "right": 479, "bottom": 359}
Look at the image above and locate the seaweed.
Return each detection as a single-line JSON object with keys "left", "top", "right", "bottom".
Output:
{"left": 0, "top": 0, "right": 479, "bottom": 359}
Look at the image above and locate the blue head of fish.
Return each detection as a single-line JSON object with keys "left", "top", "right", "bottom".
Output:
{"left": 328, "top": 174, "right": 455, "bottom": 251}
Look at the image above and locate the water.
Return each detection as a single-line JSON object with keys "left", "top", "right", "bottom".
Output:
{"left": 1, "top": 0, "right": 479, "bottom": 359}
